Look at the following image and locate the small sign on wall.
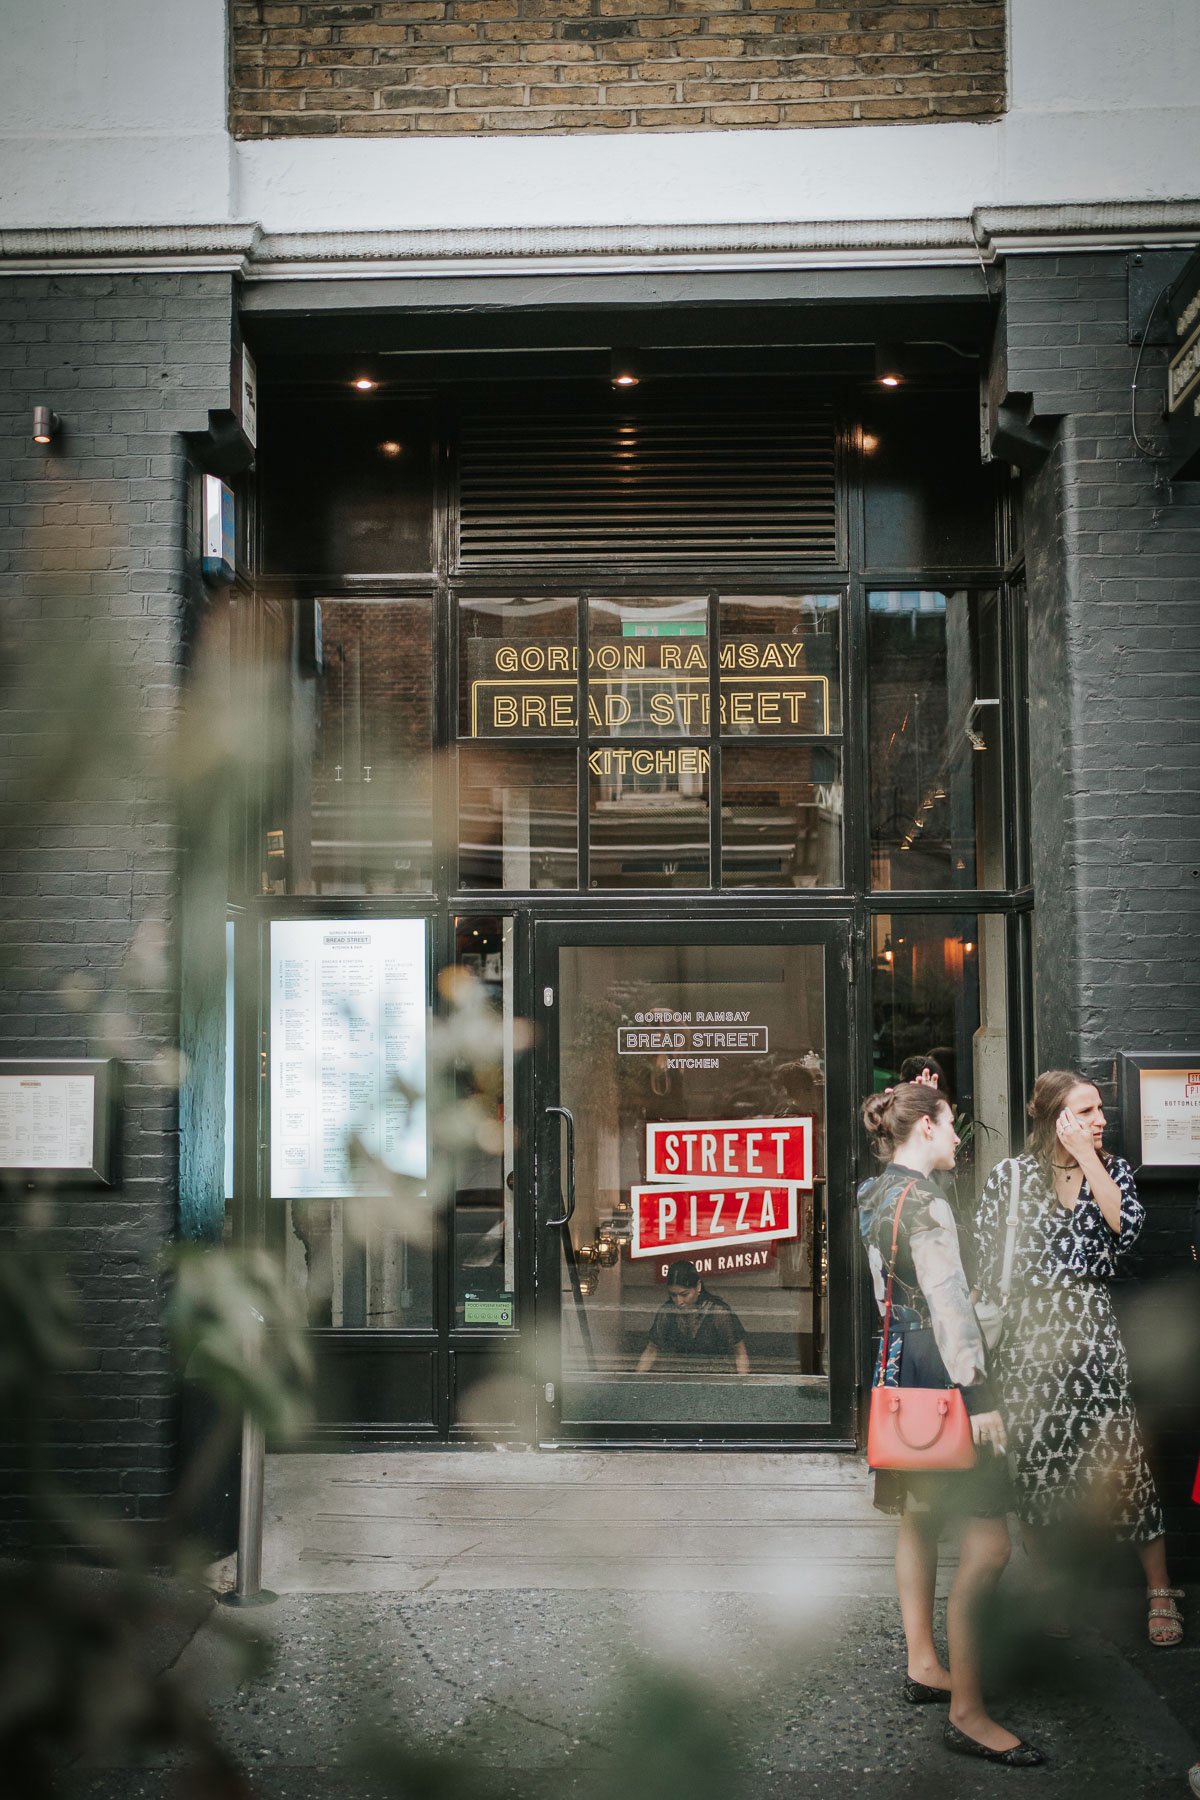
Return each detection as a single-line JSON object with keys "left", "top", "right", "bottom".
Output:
{"left": 1118, "top": 1052, "right": 1200, "bottom": 1176}
{"left": 202, "top": 475, "right": 235, "bottom": 585}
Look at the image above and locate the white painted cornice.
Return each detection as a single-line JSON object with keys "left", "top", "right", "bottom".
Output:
{"left": 0, "top": 205, "right": 1197, "bottom": 278}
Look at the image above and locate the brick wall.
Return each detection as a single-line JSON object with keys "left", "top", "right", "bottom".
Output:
{"left": 992, "top": 251, "right": 1200, "bottom": 1575}
{"left": 230, "top": 0, "right": 1006, "bottom": 136}
{"left": 0, "top": 273, "right": 236, "bottom": 1531}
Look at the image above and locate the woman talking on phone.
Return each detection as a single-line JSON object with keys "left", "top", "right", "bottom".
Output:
{"left": 974, "top": 1070, "right": 1182, "bottom": 1646}
{"left": 859, "top": 1082, "right": 1043, "bottom": 1767}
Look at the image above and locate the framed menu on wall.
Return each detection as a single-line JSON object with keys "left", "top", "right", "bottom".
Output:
{"left": 0, "top": 1060, "right": 116, "bottom": 1186}
{"left": 269, "top": 918, "right": 428, "bottom": 1200}
{"left": 1118, "top": 1052, "right": 1200, "bottom": 1177}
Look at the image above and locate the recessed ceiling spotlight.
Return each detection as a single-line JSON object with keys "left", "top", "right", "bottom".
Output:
{"left": 610, "top": 348, "right": 640, "bottom": 389}
{"left": 874, "top": 342, "right": 904, "bottom": 388}
{"left": 378, "top": 440, "right": 403, "bottom": 458}
{"left": 353, "top": 377, "right": 378, "bottom": 392}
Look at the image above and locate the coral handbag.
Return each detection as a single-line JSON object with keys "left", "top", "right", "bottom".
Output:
{"left": 866, "top": 1180, "right": 976, "bottom": 1473}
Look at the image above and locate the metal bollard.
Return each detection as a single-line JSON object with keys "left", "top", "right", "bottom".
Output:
{"left": 221, "top": 1310, "right": 277, "bottom": 1609}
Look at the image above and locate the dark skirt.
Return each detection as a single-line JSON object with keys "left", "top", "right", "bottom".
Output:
{"left": 870, "top": 1324, "right": 1012, "bottom": 1523}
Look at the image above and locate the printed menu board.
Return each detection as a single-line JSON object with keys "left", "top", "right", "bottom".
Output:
{"left": 1138, "top": 1065, "right": 1200, "bottom": 1168}
{"left": 0, "top": 1073, "right": 95, "bottom": 1169}
{"left": 270, "top": 919, "right": 427, "bottom": 1200}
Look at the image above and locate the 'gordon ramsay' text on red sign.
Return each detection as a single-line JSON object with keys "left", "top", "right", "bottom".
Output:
{"left": 645, "top": 1117, "right": 813, "bottom": 1187}
{"left": 630, "top": 1184, "right": 798, "bottom": 1259}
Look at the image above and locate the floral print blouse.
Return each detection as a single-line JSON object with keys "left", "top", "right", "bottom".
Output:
{"left": 858, "top": 1163, "right": 995, "bottom": 1416}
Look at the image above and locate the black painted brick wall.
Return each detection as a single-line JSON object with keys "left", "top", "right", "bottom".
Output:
{"left": 998, "top": 250, "right": 1200, "bottom": 1573}
{"left": 0, "top": 273, "right": 235, "bottom": 1532}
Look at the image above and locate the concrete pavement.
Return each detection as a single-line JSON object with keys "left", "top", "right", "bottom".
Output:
{"left": 65, "top": 1449, "right": 1199, "bottom": 1799}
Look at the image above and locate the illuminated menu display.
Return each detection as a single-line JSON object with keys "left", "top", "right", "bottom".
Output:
{"left": 270, "top": 919, "right": 427, "bottom": 1200}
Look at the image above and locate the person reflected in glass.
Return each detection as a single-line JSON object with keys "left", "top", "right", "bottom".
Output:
{"left": 636, "top": 1259, "right": 750, "bottom": 1374}
{"left": 974, "top": 1070, "right": 1182, "bottom": 1646}
{"left": 859, "top": 1082, "right": 1043, "bottom": 1767}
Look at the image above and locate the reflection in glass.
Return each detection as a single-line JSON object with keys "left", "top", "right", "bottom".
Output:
{"left": 721, "top": 745, "right": 842, "bottom": 888}
{"left": 282, "top": 1199, "right": 434, "bottom": 1329}
{"left": 558, "top": 942, "right": 830, "bottom": 1425}
{"left": 589, "top": 745, "right": 709, "bottom": 888}
{"left": 457, "top": 594, "right": 578, "bottom": 738}
{"left": 870, "top": 911, "right": 1010, "bottom": 1211}
{"left": 868, "top": 590, "right": 1004, "bottom": 890}
{"left": 453, "top": 916, "right": 517, "bottom": 1329}
{"left": 719, "top": 594, "right": 841, "bottom": 734}
{"left": 458, "top": 745, "right": 577, "bottom": 889}
{"left": 293, "top": 596, "right": 433, "bottom": 893}
{"left": 587, "top": 596, "right": 709, "bottom": 737}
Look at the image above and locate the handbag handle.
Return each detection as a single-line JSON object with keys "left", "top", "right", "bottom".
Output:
{"left": 875, "top": 1180, "right": 918, "bottom": 1388}
{"left": 886, "top": 1391, "right": 953, "bottom": 1450}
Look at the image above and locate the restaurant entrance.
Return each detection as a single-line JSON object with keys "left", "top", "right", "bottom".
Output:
{"left": 533, "top": 918, "right": 856, "bottom": 1444}
{"left": 239, "top": 336, "right": 1030, "bottom": 1451}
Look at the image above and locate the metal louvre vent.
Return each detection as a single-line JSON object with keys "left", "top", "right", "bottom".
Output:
{"left": 457, "top": 401, "right": 839, "bottom": 567}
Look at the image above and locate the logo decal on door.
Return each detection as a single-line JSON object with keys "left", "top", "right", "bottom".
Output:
{"left": 629, "top": 1182, "right": 799, "bottom": 1259}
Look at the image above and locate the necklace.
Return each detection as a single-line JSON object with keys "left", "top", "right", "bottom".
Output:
{"left": 1053, "top": 1161, "right": 1078, "bottom": 1173}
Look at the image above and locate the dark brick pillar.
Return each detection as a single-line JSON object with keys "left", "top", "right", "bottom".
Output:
{"left": 0, "top": 272, "right": 236, "bottom": 1532}
{"left": 991, "top": 250, "right": 1200, "bottom": 1574}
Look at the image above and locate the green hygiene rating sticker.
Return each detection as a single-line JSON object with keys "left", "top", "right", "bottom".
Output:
{"left": 464, "top": 1298, "right": 514, "bottom": 1326}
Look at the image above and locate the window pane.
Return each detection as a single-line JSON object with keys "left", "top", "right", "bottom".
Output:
{"left": 283, "top": 1199, "right": 434, "bottom": 1329}
{"left": 289, "top": 596, "right": 432, "bottom": 894}
{"left": 587, "top": 596, "right": 709, "bottom": 737}
{"left": 721, "top": 745, "right": 842, "bottom": 888}
{"left": 868, "top": 589, "right": 1004, "bottom": 890}
{"left": 870, "top": 912, "right": 1012, "bottom": 1218}
{"left": 589, "top": 745, "right": 710, "bottom": 888}
{"left": 458, "top": 745, "right": 577, "bottom": 890}
{"left": 458, "top": 595, "right": 579, "bottom": 739}
{"left": 452, "top": 916, "right": 518, "bottom": 1330}
{"left": 719, "top": 594, "right": 841, "bottom": 734}
{"left": 270, "top": 916, "right": 433, "bottom": 1329}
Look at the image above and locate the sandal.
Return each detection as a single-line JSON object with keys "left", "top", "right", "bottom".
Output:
{"left": 1147, "top": 1587, "right": 1184, "bottom": 1647}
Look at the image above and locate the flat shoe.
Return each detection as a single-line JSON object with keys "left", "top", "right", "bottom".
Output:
{"left": 944, "top": 1721, "right": 1046, "bottom": 1767}
{"left": 904, "top": 1676, "right": 951, "bottom": 1704}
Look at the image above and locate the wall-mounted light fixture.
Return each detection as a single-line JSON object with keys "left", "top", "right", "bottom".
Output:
{"left": 610, "top": 348, "right": 640, "bottom": 389}
{"left": 874, "top": 343, "right": 904, "bottom": 388}
{"left": 32, "top": 406, "right": 61, "bottom": 444}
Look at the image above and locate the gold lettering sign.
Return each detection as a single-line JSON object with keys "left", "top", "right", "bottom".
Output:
{"left": 467, "top": 639, "right": 830, "bottom": 736}
{"left": 587, "top": 747, "right": 711, "bottom": 777}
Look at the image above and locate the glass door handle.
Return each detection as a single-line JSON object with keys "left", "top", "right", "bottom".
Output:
{"left": 544, "top": 1105, "right": 576, "bottom": 1226}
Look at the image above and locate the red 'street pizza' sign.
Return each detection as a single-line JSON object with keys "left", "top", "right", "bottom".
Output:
{"left": 645, "top": 1117, "right": 813, "bottom": 1187}
{"left": 630, "top": 1183, "right": 798, "bottom": 1259}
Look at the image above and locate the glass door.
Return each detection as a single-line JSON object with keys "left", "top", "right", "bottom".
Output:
{"left": 533, "top": 919, "right": 854, "bottom": 1443}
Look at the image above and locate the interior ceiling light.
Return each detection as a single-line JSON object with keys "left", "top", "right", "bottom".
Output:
{"left": 874, "top": 342, "right": 904, "bottom": 388}
{"left": 610, "top": 348, "right": 640, "bottom": 389}
{"left": 352, "top": 377, "right": 378, "bottom": 392}
{"left": 378, "top": 440, "right": 403, "bottom": 458}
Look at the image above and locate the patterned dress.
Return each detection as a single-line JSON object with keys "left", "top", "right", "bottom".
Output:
{"left": 974, "top": 1154, "right": 1163, "bottom": 1544}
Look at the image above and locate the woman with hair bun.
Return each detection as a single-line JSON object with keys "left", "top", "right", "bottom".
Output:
{"left": 974, "top": 1070, "right": 1181, "bottom": 1646}
{"left": 859, "top": 1082, "right": 1043, "bottom": 1767}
